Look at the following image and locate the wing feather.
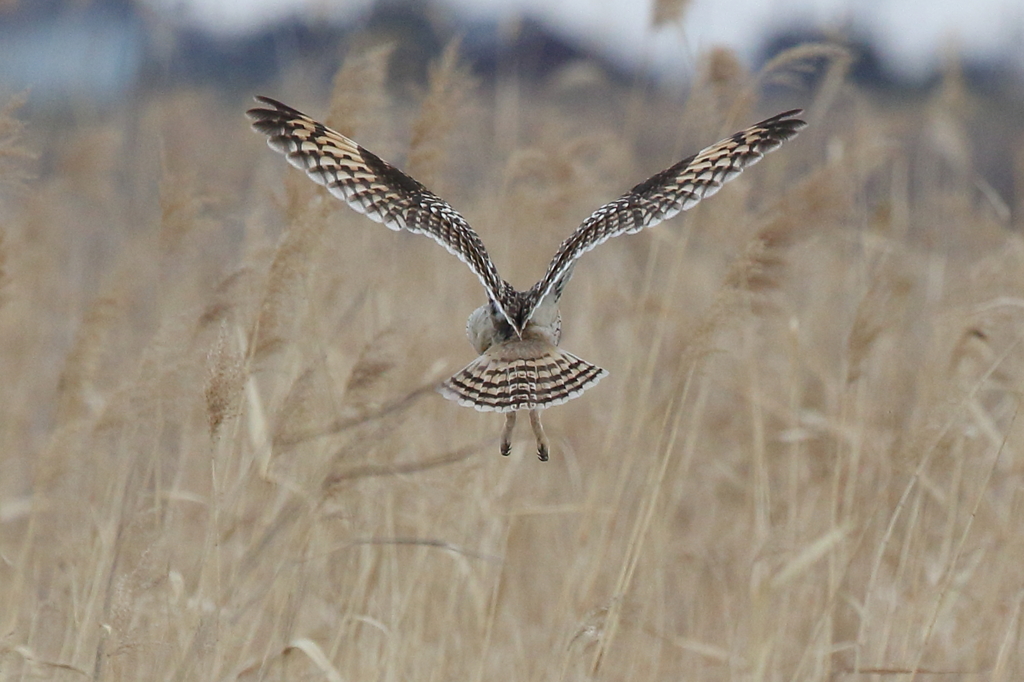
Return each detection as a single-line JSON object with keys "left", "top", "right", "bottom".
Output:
{"left": 247, "top": 96, "right": 517, "bottom": 328}
{"left": 527, "top": 109, "right": 807, "bottom": 316}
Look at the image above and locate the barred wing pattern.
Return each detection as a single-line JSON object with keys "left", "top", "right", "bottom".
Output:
{"left": 248, "top": 96, "right": 806, "bottom": 460}
{"left": 246, "top": 96, "right": 517, "bottom": 328}
{"left": 528, "top": 110, "right": 807, "bottom": 315}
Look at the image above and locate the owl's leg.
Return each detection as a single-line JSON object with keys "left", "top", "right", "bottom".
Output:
{"left": 529, "top": 409, "right": 549, "bottom": 462}
{"left": 500, "top": 412, "right": 517, "bottom": 457}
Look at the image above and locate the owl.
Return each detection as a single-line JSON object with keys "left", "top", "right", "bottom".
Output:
{"left": 248, "top": 96, "right": 805, "bottom": 460}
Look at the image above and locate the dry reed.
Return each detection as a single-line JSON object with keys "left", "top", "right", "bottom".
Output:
{"left": 1, "top": 40, "right": 1023, "bottom": 682}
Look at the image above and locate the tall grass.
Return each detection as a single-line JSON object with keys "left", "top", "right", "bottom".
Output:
{"left": 1, "top": 42, "right": 1023, "bottom": 682}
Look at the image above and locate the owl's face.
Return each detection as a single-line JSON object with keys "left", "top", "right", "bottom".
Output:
{"left": 466, "top": 303, "right": 501, "bottom": 354}
{"left": 525, "top": 293, "right": 561, "bottom": 346}
{"left": 466, "top": 298, "right": 562, "bottom": 355}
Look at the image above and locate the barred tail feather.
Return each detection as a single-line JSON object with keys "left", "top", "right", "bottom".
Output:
{"left": 439, "top": 342, "right": 607, "bottom": 413}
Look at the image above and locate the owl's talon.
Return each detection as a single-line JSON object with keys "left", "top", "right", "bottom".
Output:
{"left": 500, "top": 412, "right": 516, "bottom": 456}
{"left": 530, "top": 409, "right": 550, "bottom": 462}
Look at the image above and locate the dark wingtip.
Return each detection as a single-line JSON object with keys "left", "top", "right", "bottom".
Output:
{"left": 763, "top": 108, "right": 804, "bottom": 122}
{"left": 245, "top": 95, "right": 302, "bottom": 123}
{"left": 756, "top": 108, "right": 808, "bottom": 144}
{"left": 251, "top": 95, "right": 286, "bottom": 109}
{"left": 780, "top": 108, "right": 808, "bottom": 127}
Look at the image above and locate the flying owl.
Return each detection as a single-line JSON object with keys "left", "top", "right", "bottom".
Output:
{"left": 248, "top": 96, "right": 805, "bottom": 460}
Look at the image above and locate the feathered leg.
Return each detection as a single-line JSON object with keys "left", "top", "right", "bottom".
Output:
{"left": 500, "top": 412, "right": 517, "bottom": 457}
{"left": 529, "top": 409, "right": 549, "bottom": 462}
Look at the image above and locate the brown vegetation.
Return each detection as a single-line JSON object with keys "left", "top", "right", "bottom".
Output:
{"left": 1, "top": 42, "right": 1023, "bottom": 681}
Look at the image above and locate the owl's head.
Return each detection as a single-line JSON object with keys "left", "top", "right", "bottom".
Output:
{"left": 466, "top": 304, "right": 498, "bottom": 355}
{"left": 466, "top": 296, "right": 562, "bottom": 355}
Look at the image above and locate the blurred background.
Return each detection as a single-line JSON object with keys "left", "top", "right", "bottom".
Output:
{"left": 2, "top": 0, "right": 1022, "bottom": 106}
{"left": 4, "top": 2, "right": 1024, "bottom": 681}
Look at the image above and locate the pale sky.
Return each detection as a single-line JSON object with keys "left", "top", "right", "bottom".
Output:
{"left": 149, "top": 0, "right": 1024, "bottom": 80}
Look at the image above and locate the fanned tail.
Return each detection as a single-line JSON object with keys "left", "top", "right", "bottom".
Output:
{"left": 438, "top": 341, "right": 607, "bottom": 413}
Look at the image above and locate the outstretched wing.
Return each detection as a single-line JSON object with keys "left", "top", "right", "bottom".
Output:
{"left": 527, "top": 109, "right": 807, "bottom": 316}
{"left": 247, "top": 96, "right": 517, "bottom": 328}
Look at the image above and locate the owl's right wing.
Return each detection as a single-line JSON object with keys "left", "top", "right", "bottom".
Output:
{"left": 247, "top": 96, "right": 517, "bottom": 329}
{"left": 526, "top": 109, "right": 807, "bottom": 317}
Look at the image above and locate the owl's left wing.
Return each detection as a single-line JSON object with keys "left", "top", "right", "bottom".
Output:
{"left": 526, "top": 109, "right": 806, "bottom": 317}
{"left": 247, "top": 96, "right": 519, "bottom": 331}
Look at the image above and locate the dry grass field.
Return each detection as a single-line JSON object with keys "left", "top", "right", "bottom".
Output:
{"left": 1, "top": 43, "right": 1023, "bottom": 681}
